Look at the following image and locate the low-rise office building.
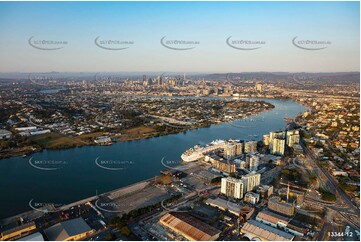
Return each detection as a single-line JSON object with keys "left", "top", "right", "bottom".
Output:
{"left": 257, "top": 185, "right": 274, "bottom": 199}
{"left": 268, "top": 196, "right": 295, "bottom": 217}
{"left": 244, "top": 192, "right": 260, "bottom": 204}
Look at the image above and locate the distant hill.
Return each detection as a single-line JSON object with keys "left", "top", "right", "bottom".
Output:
{"left": 204, "top": 72, "right": 360, "bottom": 83}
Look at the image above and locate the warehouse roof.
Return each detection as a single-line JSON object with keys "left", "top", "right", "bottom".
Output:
{"left": 0, "top": 222, "right": 36, "bottom": 236}
{"left": 241, "top": 219, "right": 294, "bottom": 241}
{"left": 160, "top": 212, "right": 221, "bottom": 241}
{"left": 0, "top": 129, "right": 11, "bottom": 135}
{"left": 256, "top": 210, "right": 289, "bottom": 225}
{"left": 19, "top": 232, "right": 44, "bottom": 241}
{"left": 44, "top": 217, "right": 92, "bottom": 241}
{"left": 205, "top": 197, "right": 242, "bottom": 215}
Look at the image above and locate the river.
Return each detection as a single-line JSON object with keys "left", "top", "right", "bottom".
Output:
{"left": 0, "top": 98, "right": 306, "bottom": 219}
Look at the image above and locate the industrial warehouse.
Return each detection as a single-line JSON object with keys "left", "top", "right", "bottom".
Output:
{"left": 241, "top": 219, "right": 295, "bottom": 241}
{"left": 159, "top": 212, "right": 221, "bottom": 241}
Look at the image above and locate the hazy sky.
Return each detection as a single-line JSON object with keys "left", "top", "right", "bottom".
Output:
{"left": 0, "top": 1, "right": 359, "bottom": 73}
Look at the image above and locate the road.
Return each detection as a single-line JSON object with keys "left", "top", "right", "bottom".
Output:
{"left": 301, "top": 142, "right": 358, "bottom": 209}
{"left": 300, "top": 141, "right": 360, "bottom": 232}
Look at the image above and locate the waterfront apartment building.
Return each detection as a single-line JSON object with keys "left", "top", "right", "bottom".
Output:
{"left": 205, "top": 154, "right": 236, "bottom": 173}
{"left": 268, "top": 196, "right": 295, "bottom": 217}
{"left": 286, "top": 130, "right": 300, "bottom": 147}
{"left": 263, "top": 134, "right": 270, "bottom": 146}
{"left": 224, "top": 141, "right": 243, "bottom": 158}
{"left": 271, "top": 138, "right": 285, "bottom": 156}
{"left": 269, "top": 130, "right": 285, "bottom": 150}
{"left": 221, "top": 177, "right": 244, "bottom": 199}
{"left": 241, "top": 172, "right": 261, "bottom": 194}
{"left": 244, "top": 141, "right": 257, "bottom": 153}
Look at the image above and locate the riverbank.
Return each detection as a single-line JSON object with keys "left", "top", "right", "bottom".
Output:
{"left": 0, "top": 101, "right": 274, "bottom": 160}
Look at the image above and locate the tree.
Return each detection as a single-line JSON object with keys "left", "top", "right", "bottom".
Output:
{"left": 105, "top": 233, "right": 115, "bottom": 241}
{"left": 229, "top": 172, "right": 238, "bottom": 178}
{"left": 211, "top": 177, "right": 222, "bottom": 184}
{"left": 119, "top": 226, "right": 131, "bottom": 237}
{"left": 309, "top": 173, "right": 317, "bottom": 183}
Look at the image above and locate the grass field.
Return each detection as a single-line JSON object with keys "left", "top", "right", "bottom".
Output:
{"left": 77, "top": 132, "right": 106, "bottom": 142}
{"left": 123, "top": 125, "right": 155, "bottom": 135}
{"left": 117, "top": 125, "right": 156, "bottom": 141}
{"left": 29, "top": 133, "right": 87, "bottom": 149}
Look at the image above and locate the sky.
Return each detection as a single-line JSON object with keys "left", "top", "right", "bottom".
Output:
{"left": 0, "top": 1, "right": 359, "bottom": 73}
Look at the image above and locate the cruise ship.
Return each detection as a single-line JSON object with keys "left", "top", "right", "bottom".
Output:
{"left": 181, "top": 139, "right": 225, "bottom": 162}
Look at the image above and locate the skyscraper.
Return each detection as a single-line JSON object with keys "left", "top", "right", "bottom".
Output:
{"left": 157, "top": 76, "right": 162, "bottom": 86}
